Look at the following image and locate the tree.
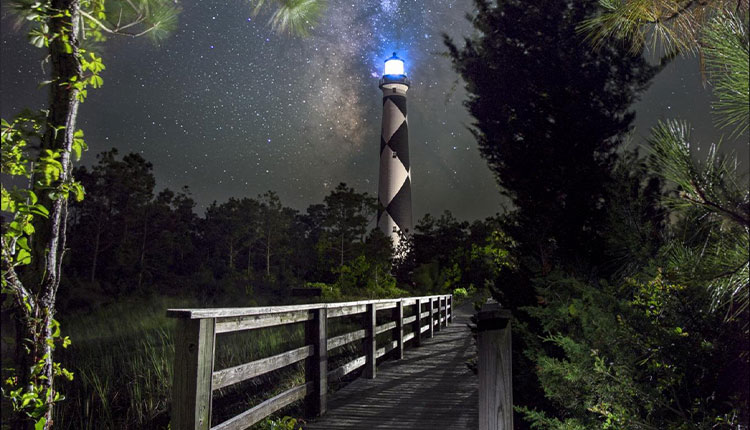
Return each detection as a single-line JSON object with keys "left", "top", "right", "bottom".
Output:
{"left": 256, "top": 192, "right": 296, "bottom": 279}
{"left": 444, "top": 0, "right": 660, "bottom": 274}
{"left": 1, "top": 2, "right": 176, "bottom": 425}
{"left": 582, "top": 2, "right": 748, "bottom": 136}
{"left": 518, "top": 7, "right": 748, "bottom": 429}
{"left": 580, "top": 0, "right": 746, "bottom": 55}
{"left": 318, "top": 183, "right": 378, "bottom": 269}
{"left": 0, "top": 1, "right": 328, "bottom": 424}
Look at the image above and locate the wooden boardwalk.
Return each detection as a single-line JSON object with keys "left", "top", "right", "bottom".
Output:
{"left": 304, "top": 303, "right": 478, "bottom": 430}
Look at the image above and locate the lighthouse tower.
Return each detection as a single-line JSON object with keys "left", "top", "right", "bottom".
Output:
{"left": 377, "top": 53, "right": 412, "bottom": 250}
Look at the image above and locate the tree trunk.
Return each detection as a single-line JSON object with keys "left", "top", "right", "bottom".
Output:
{"left": 34, "top": 0, "right": 83, "bottom": 426}
{"left": 340, "top": 234, "right": 344, "bottom": 268}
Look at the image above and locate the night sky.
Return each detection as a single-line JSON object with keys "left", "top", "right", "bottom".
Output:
{"left": 1, "top": 0, "right": 745, "bottom": 221}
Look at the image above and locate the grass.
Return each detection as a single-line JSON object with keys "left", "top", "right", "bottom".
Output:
{"left": 51, "top": 293, "right": 374, "bottom": 429}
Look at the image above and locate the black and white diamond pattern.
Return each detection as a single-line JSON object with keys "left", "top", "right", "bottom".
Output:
{"left": 378, "top": 87, "right": 412, "bottom": 248}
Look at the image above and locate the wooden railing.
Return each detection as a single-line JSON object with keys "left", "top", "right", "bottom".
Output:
{"left": 167, "top": 294, "right": 453, "bottom": 430}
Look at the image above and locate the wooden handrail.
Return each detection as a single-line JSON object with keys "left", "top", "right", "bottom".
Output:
{"left": 168, "top": 294, "right": 453, "bottom": 430}
{"left": 167, "top": 295, "right": 449, "bottom": 319}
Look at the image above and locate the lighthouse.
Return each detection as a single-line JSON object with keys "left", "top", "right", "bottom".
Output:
{"left": 377, "top": 53, "right": 412, "bottom": 251}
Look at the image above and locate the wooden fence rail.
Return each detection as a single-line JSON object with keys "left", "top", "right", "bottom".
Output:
{"left": 168, "top": 294, "right": 453, "bottom": 430}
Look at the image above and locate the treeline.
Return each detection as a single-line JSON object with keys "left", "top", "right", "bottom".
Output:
{"left": 61, "top": 149, "right": 503, "bottom": 313}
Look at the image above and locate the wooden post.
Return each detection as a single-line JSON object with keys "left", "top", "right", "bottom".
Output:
{"left": 393, "top": 300, "right": 404, "bottom": 359}
{"left": 427, "top": 297, "right": 435, "bottom": 338}
{"left": 413, "top": 298, "right": 422, "bottom": 347}
{"left": 432, "top": 297, "right": 442, "bottom": 331}
{"left": 440, "top": 296, "right": 446, "bottom": 329}
{"left": 172, "top": 317, "right": 216, "bottom": 430}
{"left": 478, "top": 300, "right": 513, "bottom": 430}
{"left": 448, "top": 295, "right": 453, "bottom": 324}
{"left": 305, "top": 308, "right": 327, "bottom": 416}
{"left": 364, "top": 303, "right": 377, "bottom": 378}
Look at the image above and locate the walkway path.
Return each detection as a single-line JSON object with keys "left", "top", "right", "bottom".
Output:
{"left": 304, "top": 303, "right": 478, "bottom": 430}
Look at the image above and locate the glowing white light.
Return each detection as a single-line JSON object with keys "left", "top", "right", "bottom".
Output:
{"left": 384, "top": 53, "right": 405, "bottom": 76}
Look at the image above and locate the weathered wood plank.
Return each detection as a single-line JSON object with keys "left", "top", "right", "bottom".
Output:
{"left": 326, "top": 329, "right": 366, "bottom": 351}
{"left": 169, "top": 296, "right": 448, "bottom": 319}
{"left": 429, "top": 299, "right": 436, "bottom": 337}
{"left": 364, "top": 304, "right": 376, "bottom": 379}
{"left": 375, "top": 340, "right": 398, "bottom": 359}
{"left": 212, "top": 345, "right": 312, "bottom": 391}
{"left": 211, "top": 382, "right": 312, "bottom": 430}
{"left": 413, "top": 298, "right": 422, "bottom": 347}
{"left": 402, "top": 315, "right": 417, "bottom": 325}
{"left": 478, "top": 301, "right": 513, "bottom": 430}
{"left": 327, "top": 355, "right": 366, "bottom": 380}
{"left": 394, "top": 301, "right": 404, "bottom": 360}
{"left": 306, "top": 308, "right": 327, "bottom": 417}
{"left": 327, "top": 305, "right": 366, "bottom": 318}
{"left": 375, "top": 320, "right": 397, "bottom": 335}
{"left": 375, "top": 302, "right": 398, "bottom": 310}
{"left": 215, "top": 311, "right": 311, "bottom": 334}
{"left": 172, "top": 318, "right": 215, "bottom": 430}
{"left": 403, "top": 331, "right": 415, "bottom": 343}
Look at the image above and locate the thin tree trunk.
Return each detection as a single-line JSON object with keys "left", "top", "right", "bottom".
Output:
{"left": 35, "top": 0, "right": 82, "bottom": 425}
{"left": 340, "top": 234, "right": 344, "bottom": 267}
{"left": 137, "top": 213, "right": 148, "bottom": 290}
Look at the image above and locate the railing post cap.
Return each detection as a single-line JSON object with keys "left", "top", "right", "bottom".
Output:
{"left": 477, "top": 300, "right": 511, "bottom": 331}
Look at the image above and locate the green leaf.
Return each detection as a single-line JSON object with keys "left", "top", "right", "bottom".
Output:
{"left": 30, "top": 205, "right": 49, "bottom": 217}
{"left": 35, "top": 417, "right": 46, "bottom": 430}
{"left": 89, "top": 75, "right": 103, "bottom": 88}
{"left": 17, "top": 237, "right": 31, "bottom": 251}
{"left": 17, "top": 249, "right": 31, "bottom": 265}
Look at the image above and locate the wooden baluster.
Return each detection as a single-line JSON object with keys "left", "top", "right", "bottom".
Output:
{"left": 478, "top": 300, "right": 513, "bottom": 430}
{"left": 413, "top": 298, "right": 422, "bottom": 347}
{"left": 305, "top": 308, "right": 327, "bottom": 416}
{"left": 364, "top": 303, "right": 377, "bottom": 378}
{"left": 448, "top": 295, "right": 453, "bottom": 324}
{"left": 172, "top": 317, "right": 216, "bottom": 430}
{"left": 393, "top": 300, "right": 404, "bottom": 359}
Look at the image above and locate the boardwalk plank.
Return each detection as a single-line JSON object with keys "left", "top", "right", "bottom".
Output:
{"left": 304, "top": 304, "right": 477, "bottom": 430}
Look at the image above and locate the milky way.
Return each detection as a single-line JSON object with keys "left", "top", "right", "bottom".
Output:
{"left": 0, "top": 0, "right": 739, "bottom": 220}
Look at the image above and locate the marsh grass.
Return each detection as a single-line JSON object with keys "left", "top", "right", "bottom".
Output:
{"left": 52, "top": 295, "right": 376, "bottom": 429}
{"left": 54, "top": 295, "right": 315, "bottom": 429}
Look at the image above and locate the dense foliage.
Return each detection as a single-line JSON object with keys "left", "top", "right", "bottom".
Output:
{"left": 446, "top": 0, "right": 748, "bottom": 428}
{"left": 444, "top": 0, "right": 660, "bottom": 274}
